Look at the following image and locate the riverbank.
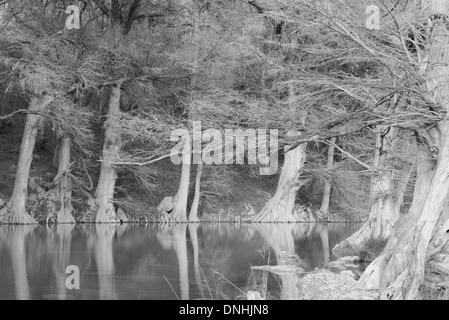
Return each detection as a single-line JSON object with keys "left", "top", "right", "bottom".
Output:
{"left": 0, "top": 127, "right": 368, "bottom": 224}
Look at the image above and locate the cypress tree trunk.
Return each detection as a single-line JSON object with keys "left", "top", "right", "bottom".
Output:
{"left": 252, "top": 135, "right": 306, "bottom": 222}
{"left": 171, "top": 0, "right": 201, "bottom": 223}
{"left": 253, "top": 80, "right": 307, "bottom": 223}
{"left": 360, "top": 4, "right": 449, "bottom": 298}
{"left": 56, "top": 136, "right": 75, "bottom": 224}
{"left": 171, "top": 139, "right": 191, "bottom": 223}
{"left": 333, "top": 127, "right": 412, "bottom": 256}
{"left": 359, "top": 144, "right": 438, "bottom": 299}
{"left": 189, "top": 162, "right": 203, "bottom": 222}
{"left": 318, "top": 138, "right": 336, "bottom": 217}
{"left": 95, "top": 86, "right": 121, "bottom": 223}
{"left": 0, "top": 95, "right": 53, "bottom": 225}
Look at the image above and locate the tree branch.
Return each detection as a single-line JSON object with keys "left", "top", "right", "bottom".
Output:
{"left": 285, "top": 125, "right": 365, "bottom": 149}
{"left": 91, "top": 0, "right": 110, "bottom": 18}
{"left": 133, "top": 13, "right": 168, "bottom": 21}
{"left": 0, "top": 109, "right": 30, "bottom": 120}
{"left": 111, "top": 0, "right": 120, "bottom": 23}
{"left": 101, "top": 152, "right": 175, "bottom": 167}
{"left": 247, "top": 0, "right": 264, "bottom": 14}
{"left": 124, "top": 0, "right": 141, "bottom": 35}
{"left": 323, "top": 139, "right": 378, "bottom": 173}
{"left": 0, "top": 109, "right": 53, "bottom": 121}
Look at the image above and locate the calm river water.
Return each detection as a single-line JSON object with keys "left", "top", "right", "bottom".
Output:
{"left": 0, "top": 223, "right": 359, "bottom": 300}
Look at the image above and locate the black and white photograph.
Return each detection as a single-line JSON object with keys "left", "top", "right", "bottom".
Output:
{"left": 0, "top": 0, "right": 448, "bottom": 304}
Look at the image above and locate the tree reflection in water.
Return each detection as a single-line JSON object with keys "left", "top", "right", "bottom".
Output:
{"left": 0, "top": 223, "right": 358, "bottom": 300}
{"left": 317, "top": 224, "right": 330, "bottom": 265}
{"left": 157, "top": 224, "right": 189, "bottom": 300}
{"left": 2, "top": 226, "right": 35, "bottom": 300}
{"left": 253, "top": 224, "right": 305, "bottom": 300}
{"left": 188, "top": 224, "right": 206, "bottom": 299}
{"left": 52, "top": 225, "right": 75, "bottom": 300}
{"left": 95, "top": 224, "right": 121, "bottom": 300}
{"left": 251, "top": 223, "right": 334, "bottom": 299}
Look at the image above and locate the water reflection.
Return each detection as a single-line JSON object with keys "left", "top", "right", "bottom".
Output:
{"left": 0, "top": 223, "right": 359, "bottom": 300}
{"left": 318, "top": 224, "right": 330, "bottom": 265}
{"left": 157, "top": 224, "right": 189, "bottom": 300}
{"left": 253, "top": 224, "right": 308, "bottom": 300}
{"left": 7, "top": 226, "right": 35, "bottom": 300}
{"left": 53, "top": 225, "right": 75, "bottom": 300}
{"left": 188, "top": 224, "right": 206, "bottom": 299}
{"left": 95, "top": 225, "right": 120, "bottom": 300}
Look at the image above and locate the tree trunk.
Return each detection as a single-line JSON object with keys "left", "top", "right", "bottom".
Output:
{"left": 253, "top": 78, "right": 306, "bottom": 223}
{"left": 318, "top": 138, "right": 336, "bottom": 217}
{"left": 95, "top": 86, "right": 121, "bottom": 224}
{"left": 56, "top": 136, "right": 75, "bottom": 224}
{"left": 35, "top": 116, "right": 46, "bottom": 151}
{"left": 0, "top": 95, "right": 53, "bottom": 225}
{"left": 189, "top": 163, "right": 203, "bottom": 222}
{"left": 359, "top": 145, "right": 434, "bottom": 292}
{"left": 360, "top": 4, "right": 449, "bottom": 298}
{"left": 396, "top": 138, "right": 449, "bottom": 299}
{"left": 252, "top": 133, "right": 307, "bottom": 222}
{"left": 171, "top": 1, "right": 201, "bottom": 223}
{"left": 171, "top": 137, "right": 191, "bottom": 223}
{"left": 333, "top": 127, "right": 412, "bottom": 257}
{"left": 333, "top": 168, "right": 412, "bottom": 257}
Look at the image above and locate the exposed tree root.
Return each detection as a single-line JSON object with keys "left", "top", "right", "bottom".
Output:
{"left": 0, "top": 205, "right": 37, "bottom": 225}
{"left": 333, "top": 220, "right": 376, "bottom": 257}
{"left": 252, "top": 139, "right": 307, "bottom": 223}
{"left": 252, "top": 178, "right": 308, "bottom": 223}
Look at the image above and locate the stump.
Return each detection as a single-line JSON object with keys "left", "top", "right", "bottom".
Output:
{"left": 157, "top": 197, "right": 175, "bottom": 222}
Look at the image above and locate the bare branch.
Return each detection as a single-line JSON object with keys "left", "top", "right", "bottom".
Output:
{"left": 323, "top": 139, "right": 378, "bottom": 173}
{"left": 91, "top": 0, "right": 110, "bottom": 18}
{"left": 247, "top": 0, "right": 264, "bottom": 14}
{"left": 0, "top": 109, "right": 34, "bottom": 120}
{"left": 101, "top": 152, "right": 175, "bottom": 167}
{"left": 124, "top": 0, "right": 141, "bottom": 35}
